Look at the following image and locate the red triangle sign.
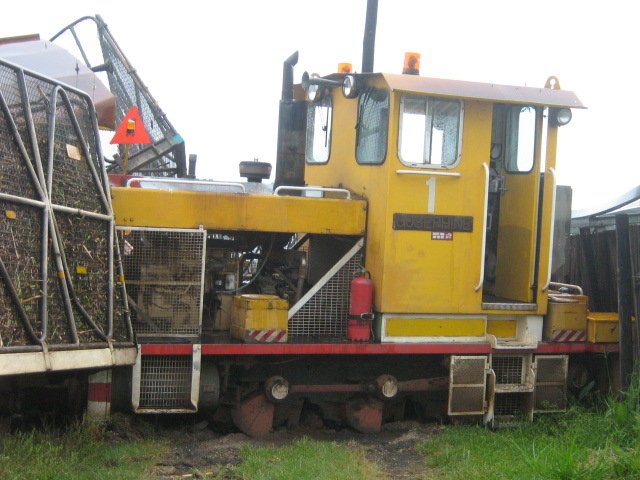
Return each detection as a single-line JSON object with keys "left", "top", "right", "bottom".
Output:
{"left": 110, "top": 106, "right": 152, "bottom": 145}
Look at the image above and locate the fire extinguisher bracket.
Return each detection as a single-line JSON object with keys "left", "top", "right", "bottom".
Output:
{"left": 349, "top": 312, "right": 374, "bottom": 321}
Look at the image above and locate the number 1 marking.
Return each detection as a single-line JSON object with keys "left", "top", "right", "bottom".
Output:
{"left": 426, "top": 177, "right": 436, "bottom": 213}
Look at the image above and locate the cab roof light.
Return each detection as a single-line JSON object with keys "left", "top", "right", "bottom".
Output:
{"left": 403, "top": 52, "right": 420, "bottom": 75}
{"left": 338, "top": 63, "right": 353, "bottom": 74}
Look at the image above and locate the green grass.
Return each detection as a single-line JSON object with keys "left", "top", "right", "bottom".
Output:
{"left": 4, "top": 377, "right": 640, "bottom": 480}
{"left": 421, "top": 383, "right": 640, "bottom": 480}
{"left": 0, "top": 419, "right": 167, "bottom": 480}
{"left": 235, "top": 437, "right": 382, "bottom": 480}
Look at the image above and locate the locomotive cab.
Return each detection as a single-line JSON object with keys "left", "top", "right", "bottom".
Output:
{"left": 302, "top": 72, "right": 583, "bottom": 343}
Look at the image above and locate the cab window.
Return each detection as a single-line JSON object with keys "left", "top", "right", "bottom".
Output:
{"left": 356, "top": 88, "right": 389, "bottom": 164}
{"left": 399, "top": 96, "right": 462, "bottom": 167}
{"left": 306, "top": 96, "right": 332, "bottom": 164}
{"left": 504, "top": 105, "right": 537, "bottom": 172}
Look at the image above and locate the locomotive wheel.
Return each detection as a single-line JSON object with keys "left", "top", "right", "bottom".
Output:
{"left": 345, "top": 396, "right": 383, "bottom": 433}
{"left": 231, "top": 392, "right": 275, "bottom": 437}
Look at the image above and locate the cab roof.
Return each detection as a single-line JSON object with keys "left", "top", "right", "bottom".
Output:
{"left": 365, "top": 73, "right": 585, "bottom": 109}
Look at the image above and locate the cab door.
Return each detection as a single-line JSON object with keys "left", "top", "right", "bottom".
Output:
{"left": 381, "top": 96, "right": 492, "bottom": 314}
{"left": 491, "top": 105, "right": 542, "bottom": 304}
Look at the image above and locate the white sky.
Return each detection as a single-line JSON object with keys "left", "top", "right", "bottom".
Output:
{"left": 3, "top": 0, "right": 637, "bottom": 210}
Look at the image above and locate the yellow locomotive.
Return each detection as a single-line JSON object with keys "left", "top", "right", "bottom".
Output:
{"left": 108, "top": 38, "right": 618, "bottom": 435}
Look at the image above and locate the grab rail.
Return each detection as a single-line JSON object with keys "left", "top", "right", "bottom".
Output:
{"left": 274, "top": 186, "right": 352, "bottom": 199}
{"left": 126, "top": 177, "right": 246, "bottom": 193}
{"left": 474, "top": 163, "right": 490, "bottom": 292}
{"left": 395, "top": 169, "right": 461, "bottom": 177}
{"left": 542, "top": 167, "right": 557, "bottom": 291}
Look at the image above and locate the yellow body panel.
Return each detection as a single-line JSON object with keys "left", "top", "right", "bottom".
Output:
{"left": 385, "top": 317, "right": 486, "bottom": 337}
{"left": 486, "top": 319, "right": 517, "bottom": 338}
{"left": 231, "top": 294, "right": 288, "bottom": 340}
{"left": 234, "top": 294, "right": 288, "bottom": 312}
{"left": 587, "top": 312, "right": 619, "bottom": 343}
{"left": 543, "top": 297, "right": 587, "bottom": 340}
{"left": 112, "top": 187, "right": 366, "bottom": 234}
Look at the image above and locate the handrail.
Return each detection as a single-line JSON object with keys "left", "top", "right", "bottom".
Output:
{"left": 274, "top": 186, "right": 352, "bottom": 199}
{"left": 125, "top": 177, "right": 246, "bottom": 193}
{"left": 474, "top": 163, "right": 490, "bottom": 292}
{"left": 395, "top": 169, "right": 461, "bottom": 177}
{"left": 542, "top": 167, "right": 557, "bottom": 292}
{"left": 548, "top": 282, "right": 583, "bottom": 295}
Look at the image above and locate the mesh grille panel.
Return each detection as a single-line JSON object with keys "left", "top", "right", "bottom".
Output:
{"left": 451, "top": 357, "right": 486, "bottom": 385}
{"left": 0, "top": 202, "right": 44, "bottom": 345}
{"left": 288, "top": 247, "right": 362, "bottom": 339}
{"left": 450, "top": 386, "right": 485, "bottom": 414}
{"left": 495, "top": 393, "right": 523, "bottom": 416}
{"left": 0, "top": 66, "right": 26, "bottom": 148}
{"left": 139, "top": 355, "right": 193, "bottom": 409}
{"left": 535, "top": 385, "right": 566, "bottom": 411}
{"left": 493, "top": 356, "right": 524, "bottom": 385}
{"left": 22, "top": 75, "right": 51, "bottom": 170}
{"left": 534, "top": 356, "right": 567, "bottom": 413}
{"left": 449, "top": 356, "right": 487, "bottom": 415}
{"left": 536, "top": 357, "right": 566, "bottom": 383}
{"left": 56, "top": 213, "right": 110, "bottom": 342}
{"left": 47, "top": 89, "right": 105, "bottom": 214}
{"left": 0, "top": 59, "right": 132, "bottom": 349}
{"left": 0, "top": 68, "right": 39, "bottom": 200}
{"left": 112, "top": 249, "right": 130, "bottom": 343}
{"left": 119, "top": 228, "right": 204, "bottom": 337}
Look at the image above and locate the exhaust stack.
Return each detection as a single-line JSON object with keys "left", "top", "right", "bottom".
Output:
{"left": 361, "top": 0, "right": 378, "bottom": 73}
{"left": 274, "top": 51, "right": 307, "bottom": 188}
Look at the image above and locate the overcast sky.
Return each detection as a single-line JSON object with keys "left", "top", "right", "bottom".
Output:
{"left": 3, "top": 0, "right": 637, "bottom": 210}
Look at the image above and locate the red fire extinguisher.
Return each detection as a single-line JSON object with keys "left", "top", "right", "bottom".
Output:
{"left": 348, "top": 269, "right": 373, "bottom": 341}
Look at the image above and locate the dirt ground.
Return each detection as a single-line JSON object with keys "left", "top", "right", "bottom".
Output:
{"left": 147, "top": 418, "right": 443, "bottom": 479}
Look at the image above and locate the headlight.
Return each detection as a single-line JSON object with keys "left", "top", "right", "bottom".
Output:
{"left": 551, "top": 107, "right": 572, "bottom": 126}
{"left": 342, "top": 75, "right": 358, "bottom": 99}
